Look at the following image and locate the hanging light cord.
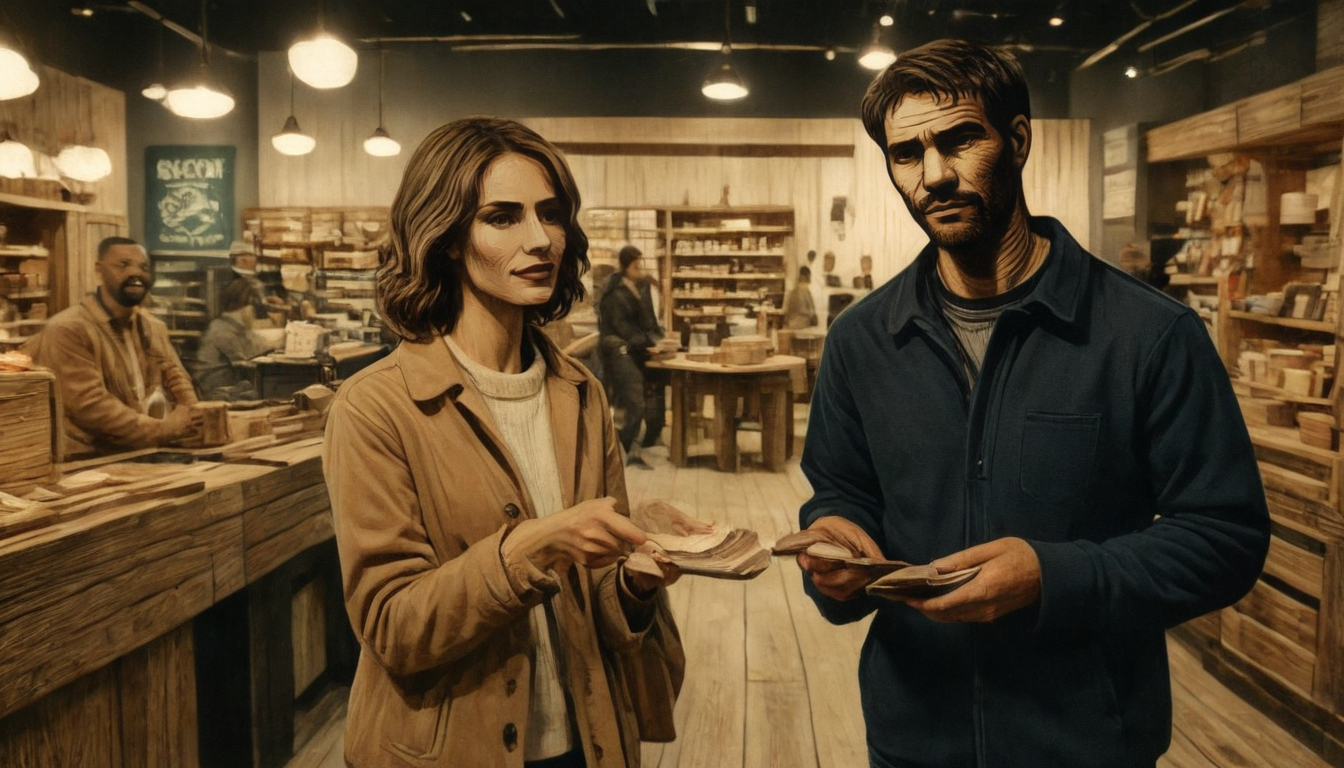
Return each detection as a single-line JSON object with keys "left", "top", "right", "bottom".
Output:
{"left": 378, "top": 49, "right": 385, "bottom": 127}
{"left": 723, "top": 0, "right": 733, "bottom": 50}
{"left": 289, "top": 69, "right": 296, "bottom": 115}
{"left": 198, "top": 0, "right": 209, "bottom": 68}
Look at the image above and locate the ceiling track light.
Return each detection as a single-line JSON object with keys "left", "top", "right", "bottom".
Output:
{"left": 363, "top": 50, "right": 401, "bottom": 157}
{"left": 272, "top": 71, "right": 316, "bottom": 156}
{"left": 289, "top": 0, "right": 357, "bottom": 89}
{"left": 162, "top": 0, "right": 234, "bottom": 118}
{"left": 702, "top": 0, "right": 747, "bottom": 101}
{"left": 858, "top": 25, "right": 897, "bottom": 71}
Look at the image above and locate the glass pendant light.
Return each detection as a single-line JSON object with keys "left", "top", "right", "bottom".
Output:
{"left": 701, "top": 0, "right": 748, "bottom": 101}
{"left": 163, "top": 0, "right": 234, "bottom": 118}
{"left": 858, "top": 24, "right": 897, "bottom": 71}
{"left": 288, "top": 2, "right": 357, "bottom": 89}
{"left": 272, "top": 71, "right": 316, "bottom": 156}
{"left": 363, "top": 50, "right": 401, "bottom": 156}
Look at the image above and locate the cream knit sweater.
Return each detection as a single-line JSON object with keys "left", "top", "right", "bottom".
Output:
{"left": 444, "top": 335, "right": 573, "bottom": 760}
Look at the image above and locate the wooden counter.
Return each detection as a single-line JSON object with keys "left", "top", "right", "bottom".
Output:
{"left": 0, "top": 440, "right": 353, "bottom": 768}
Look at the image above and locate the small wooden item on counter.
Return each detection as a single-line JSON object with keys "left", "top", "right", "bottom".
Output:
{"left": 193, "top": 401, "right": 231, "bottom": 446}
{"left": 711, "top": 335, "right": 771, "bottom": 365}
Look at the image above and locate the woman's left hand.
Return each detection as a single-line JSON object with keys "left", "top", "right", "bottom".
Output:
{"left": 622, "top": 543, "right": 681, "bottom": 598}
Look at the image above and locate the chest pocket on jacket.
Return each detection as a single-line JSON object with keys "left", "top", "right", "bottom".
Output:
{"left": 1019, "top": 411, "right": 1099, "bottom": 505}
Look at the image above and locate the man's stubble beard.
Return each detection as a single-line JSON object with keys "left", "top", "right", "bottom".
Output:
{"left": 904, "top": 146, "right": 1020, "bottom": 252}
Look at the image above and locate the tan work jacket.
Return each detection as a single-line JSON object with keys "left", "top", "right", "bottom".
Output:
{"left": 24, "top": 293, "right": 198, "bottom": 455}
{"left": 323, "top": 330, "right": 680, "bottom": 768}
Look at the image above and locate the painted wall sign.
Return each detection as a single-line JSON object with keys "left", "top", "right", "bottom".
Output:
{"left": 145, "top": 145, "right": 235, "bottom": 254}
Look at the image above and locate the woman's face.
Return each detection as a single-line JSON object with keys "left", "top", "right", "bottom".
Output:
{"left": 457, "top": 152, "right": 567, "bottom": 309}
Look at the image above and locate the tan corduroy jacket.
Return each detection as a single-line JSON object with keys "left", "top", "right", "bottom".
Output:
{"left": 24, "top": 293, "right": 198, "bottom": 456}
{"left": 323, "top": 330, "right": 682, "bottom": 768}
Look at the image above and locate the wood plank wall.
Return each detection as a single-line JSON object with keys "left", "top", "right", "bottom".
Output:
{"left": 0, "top": 64, "right": 128, "bottom": 218}
{"left": 258, "top": 111, "right": 1090, "bottom": 284}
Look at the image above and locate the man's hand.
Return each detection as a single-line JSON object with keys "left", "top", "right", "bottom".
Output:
{"left": 897, "top": 537, "right": 1042, "bottom": 623}
{"left": 796, "top": 516, "right": 883, "bottom": 602}
{"left": 159, "top": 406, "right": 204, "bottom": 442}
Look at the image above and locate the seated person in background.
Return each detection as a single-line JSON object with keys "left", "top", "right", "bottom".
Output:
{"left": 784, "top": 265, "right": 818, "bottom": 329}
{"left": 193, "top": 279, "right": 275, "bottom": 401}
{"left": 25, "top": 236, "right": 201, "bottom": 456}
{"left": 228, "top": 240, "right": 290, "bottom": 320}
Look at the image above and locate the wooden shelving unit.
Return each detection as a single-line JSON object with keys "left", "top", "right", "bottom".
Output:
{"left": 1146, "top": 62, "right": 1344, "bottom": 766}
{"left": 666, "top": 206, "right": 794, "bottom": 340}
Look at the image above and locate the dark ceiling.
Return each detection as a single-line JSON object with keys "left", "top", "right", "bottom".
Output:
{"left": 31, "top": 0, "right": 1318, "bottom": 57}
{"left": 1, "top": 0, "right": 1320, "bottom": 93}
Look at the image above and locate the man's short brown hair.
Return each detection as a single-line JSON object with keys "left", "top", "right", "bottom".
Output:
{"left": 860, "top": 39, "right": 1031, "bottom": 150}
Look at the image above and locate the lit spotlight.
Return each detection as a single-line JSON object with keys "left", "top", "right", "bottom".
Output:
{"left": 879, "top": 14, "right": 894, "bottom": 26}
{"left": 1124, "top": 65, "right": 1139, "bottom": 78}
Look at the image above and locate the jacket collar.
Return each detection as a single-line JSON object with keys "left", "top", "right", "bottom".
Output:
{"left": 885, "top": 216, "right": 1087, "bottom": 336}
{"left": 397, "top": 325, "right": 588, "bottom": 404}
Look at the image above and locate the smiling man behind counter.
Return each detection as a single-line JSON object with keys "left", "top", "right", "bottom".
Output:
{"left": 25, "top": 236, "right": 201, "bottom": 456}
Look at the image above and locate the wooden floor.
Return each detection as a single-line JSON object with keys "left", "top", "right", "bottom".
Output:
{"left": 286, "top": 447, "right": 1330, "bottom": 768}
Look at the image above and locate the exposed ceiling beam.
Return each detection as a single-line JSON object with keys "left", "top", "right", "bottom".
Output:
{"left": 1137, "top": 1, "right": 1253, "bottom": 53}
{"left": 1076, "top": 0, "right": 1198, "bottom": 70}
{"left": 125, "top": 1, "right": 253, "bottom": 60}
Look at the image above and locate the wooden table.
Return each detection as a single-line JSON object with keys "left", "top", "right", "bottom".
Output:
{"left": 0, "top": 442, "right": 354, "bottom": 768}
{"left": 646, "top": 354, "right": 806, "bottom": 472}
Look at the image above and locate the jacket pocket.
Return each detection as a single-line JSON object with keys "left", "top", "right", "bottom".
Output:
{"left": 1019, "top": 411, "right": 1099, "bottom": 505}
{"left": 383, "top": 694, "right": 452, "bottom": 763}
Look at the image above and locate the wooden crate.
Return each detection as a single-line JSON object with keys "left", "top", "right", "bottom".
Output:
{"left": 0, "top": 368, "right": 61, "bottom": 492}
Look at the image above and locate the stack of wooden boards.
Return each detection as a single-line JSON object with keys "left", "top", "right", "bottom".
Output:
{"left": 0, "top": 369, "right": 60, "bottom": 494}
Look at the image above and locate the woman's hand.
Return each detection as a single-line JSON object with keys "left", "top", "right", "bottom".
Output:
{"left": 501, "top": 496, "right": 648, "bottom": 571}
{"left": 622, "top": 543, "right": 682, "bottom": 598}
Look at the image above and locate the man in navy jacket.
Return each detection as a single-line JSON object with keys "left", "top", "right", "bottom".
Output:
{"left": 797, "top": 39, "right": 1270, "bottom": 768}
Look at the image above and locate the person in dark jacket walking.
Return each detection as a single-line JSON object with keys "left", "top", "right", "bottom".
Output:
{"left": 795, "top": 39, "right": 1270, "bottom": 768}
{"left": 599, "top": 246, "right": 664, "bottom": 468}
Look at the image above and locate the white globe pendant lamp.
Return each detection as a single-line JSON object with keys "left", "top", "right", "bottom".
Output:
{"left": 362, "top": 51, "right": 400, "bottom": 157}
{"left": 288, "top": 34, "right": 357, "bottom": 89}
{"left": 55, "top": 145, "right": 112, "bottom": 182}
{"left": 0, "top": 134, "right": 37, "bottom": 179}
{"left": 0, "top": 38, "right": 39, "bottom": 101}
{"left": 272, "top": 72, "right": 316, "bottom": 156}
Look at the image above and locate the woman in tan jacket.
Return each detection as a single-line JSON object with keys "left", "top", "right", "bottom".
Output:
{"left": 324, "top": 117, "right": 683, "bottom": 768}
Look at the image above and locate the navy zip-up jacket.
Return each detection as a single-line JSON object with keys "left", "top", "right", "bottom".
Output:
{"left": 800, "top": 217, "right": 1270, "bottom": 768}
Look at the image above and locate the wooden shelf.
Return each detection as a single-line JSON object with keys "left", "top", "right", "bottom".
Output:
{"left": 1246, "top": 424, "right": 1340, "bottom": 463}
{"left": 166, "top": 330, "right": 202, "bottom": 338}
{"left": 0, "top": 192, "right": 89, "bottom": 213}
{"left": 672, "top": 273, "right": 785, "bottom": 280}
{"left": 1235, "top": 379, "right": 1331, "bottom": 406}
{"left": 1227, "top": 310, "right": 1334, "bottom": 333}
{"left": 673, "top": 251, "right": 786, "bottom": 258}
{"left": 1167, "top": 274, "right": 1220, "bottom": 286}
{"left": 3, "top": 291, "right": 49, "bottom": 300}
{"left": 672, "top": 226, "right": 792, "bottom": 235}
{"left": 672, "top": 292, "right": 775, "bottom": 300}
{"left": 0, "top": 335, "right": 33, "bottom": 345}
{"left": 0, "top": 319, "right": 46, "bottom": 329}
{"left": 0, "top": 247, "right": 48, "bottom": 259}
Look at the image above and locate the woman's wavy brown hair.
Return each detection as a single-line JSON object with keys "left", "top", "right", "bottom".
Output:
{"left": 377, "top": 116, "right": 589, "bottom": 341}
